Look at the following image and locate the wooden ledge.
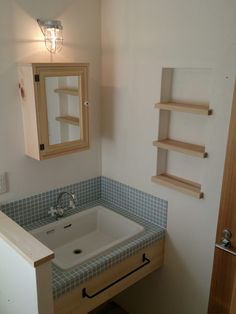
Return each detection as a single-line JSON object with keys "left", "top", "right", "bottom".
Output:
{"left": 155, "top": 102, "right": 212, "bottom": 115}
{"left": 56, "top": 115, "right": 80, "bottom": 126}
{"left": 54, "top": 88, "right": 79, "bottom": 96}
{"left": 153, "top": 138, "right": 208, "bottom": 158}
{"left": 0, "top": 212, "right": 54, "bottom": 267}
{"left": 152, "top": 173, "right": 204, "bottom": 199}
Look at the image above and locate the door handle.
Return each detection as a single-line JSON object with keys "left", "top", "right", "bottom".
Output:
{"left": 215, "top": 243, "right": 236, "bottom": 256}
{"left": 216, "top": 228, "right": 236, "bottom": 256}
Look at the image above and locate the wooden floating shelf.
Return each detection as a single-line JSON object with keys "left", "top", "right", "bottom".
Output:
{"left": 152, "top": 173, "right": 204, "bottom": 199}
{"left": 155, "top": 102, "right": 212, "bottom": 116}
{"left": 54, "top": 88, "right": 79, "bottom": 96}
{"left": 56, "top": 115, "right": 80, "bottom": 126}
{"left": 153, "top": 139, "right": 208, "bottom": 158}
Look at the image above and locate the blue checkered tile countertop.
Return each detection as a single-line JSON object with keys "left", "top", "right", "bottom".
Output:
{"left": 1, "top": 177, "right": 167, "bottom": 299}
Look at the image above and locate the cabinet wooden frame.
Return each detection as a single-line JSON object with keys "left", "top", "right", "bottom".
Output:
{"left": 53, "top": 239, "right": 164, "bottom": 314}
{"left": 19, "top": 63, "right": 89, "bottom": 160}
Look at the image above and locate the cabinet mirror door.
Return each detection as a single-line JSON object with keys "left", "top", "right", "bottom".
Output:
{"left": 37, "top": 65, "right": 89, "bottom": 157}
{"left": 46, "top": 75, "right": 81, "bottom": 145}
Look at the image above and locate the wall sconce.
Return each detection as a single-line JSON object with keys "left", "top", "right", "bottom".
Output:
{"left": 37, "top": 19, "right": 63, "bottom": 53}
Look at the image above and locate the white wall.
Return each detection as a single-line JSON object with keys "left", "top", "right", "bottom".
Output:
{"left": 0, "top": 0, "right": 101, "bottom": 203}
{"left": 101, "top": 1, "right": 236, "bottom": 313}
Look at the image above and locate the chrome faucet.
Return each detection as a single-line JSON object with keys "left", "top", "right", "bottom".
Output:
{"left": 48, "top": 192, "right": 77, "bottom": 219}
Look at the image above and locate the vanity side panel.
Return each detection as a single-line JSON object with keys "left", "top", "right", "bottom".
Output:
{"left": 0, "top": 237, "right": 39, "bottom": 314}
{"left": 18, "top": 64, "right": 40, "bottom": 160}
{"left": 0, "top": 212, "right": 54, "bottom": 314}
{"left": 54, "top": 239, "right": 164, "bottom": 314}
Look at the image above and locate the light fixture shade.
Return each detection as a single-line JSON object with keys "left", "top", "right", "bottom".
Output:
{"left": 37, "top": 19, "right": 63, "bottom": 53}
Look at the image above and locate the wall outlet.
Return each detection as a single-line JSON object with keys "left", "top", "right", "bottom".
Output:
{"left": 0, "top": 172, "right": 8, "bottom": 194}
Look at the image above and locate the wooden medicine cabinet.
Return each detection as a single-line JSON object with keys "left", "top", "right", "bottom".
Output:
{"left": 18, "top": 63, "right": 89, "bottom": 160}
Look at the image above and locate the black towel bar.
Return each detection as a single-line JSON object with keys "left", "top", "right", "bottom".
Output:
{"left": 82, "top": 253, "right": 150, "bottom": 299}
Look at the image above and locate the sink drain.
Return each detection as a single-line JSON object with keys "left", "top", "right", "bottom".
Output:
{"left": 73, "top": 249, "right": 82, "bottom": 254}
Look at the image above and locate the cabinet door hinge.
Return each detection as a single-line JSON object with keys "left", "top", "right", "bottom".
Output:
{"left": 39, "top": 144, "right": 45, "bottom": 151}
{"left": 34, "top": 74, "right": 40, "bottom": 82}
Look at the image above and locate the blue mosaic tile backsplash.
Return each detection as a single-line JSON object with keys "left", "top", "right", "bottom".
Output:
{"left": 0, "top": 176, "right": 167, "bottom": 228}
{"left": 1, "top": 177, "right": 101, "bottom": 226}
{"left": 101, "top": 177, "right": 168, "bottom": 228}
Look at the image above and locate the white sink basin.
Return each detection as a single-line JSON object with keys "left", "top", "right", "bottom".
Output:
{"left": 31, "top": 206, "right": 144, "bottom": 270}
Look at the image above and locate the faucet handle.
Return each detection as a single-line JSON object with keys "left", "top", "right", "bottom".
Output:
{"left": 57, "top": 207, "right": 64, "bottom": 217}
{"left": 48, "top": 207, "right": 57, "bottom": 217}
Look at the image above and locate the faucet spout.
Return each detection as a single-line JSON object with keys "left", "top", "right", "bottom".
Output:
{"left": 48, "top": 191, "right": 77, "bottom": 219}
{"left": 57, "top": 191, "right": 76, "bottom": 209}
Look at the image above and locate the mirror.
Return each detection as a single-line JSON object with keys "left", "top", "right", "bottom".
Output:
{"left": 45, "top": 75, "right": 82, "bottom": 145}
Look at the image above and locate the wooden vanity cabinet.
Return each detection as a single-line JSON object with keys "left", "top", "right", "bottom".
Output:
{"left": 18, "top": 63, "right": 89, "bottom": 160}
{"left": 54, "top": 239, "right": 164, "bottom": 314}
